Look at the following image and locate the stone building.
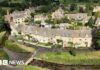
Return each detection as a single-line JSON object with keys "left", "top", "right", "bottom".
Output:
{"left": 11, "top": 24, "right": 92, "bottom": 48}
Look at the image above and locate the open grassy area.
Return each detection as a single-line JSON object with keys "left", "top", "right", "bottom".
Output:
{"left": 24, "top": 41, "right": 51, "bottom": 48}
{"left": 0, "top": 50, "right": 9, "bottom": 59}
{"left": 17, "top": 65, "right": 49, "bottom": 70}
{"left": 35, "top": 51, "right": 100, "bottom": 65}
{"left": 0, "top": 31, "right": 6, "bottom": 44}
{"left": 4, "top": 40, "right": 35, "bottom": 53}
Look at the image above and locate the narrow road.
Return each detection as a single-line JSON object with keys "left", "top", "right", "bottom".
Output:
{"left": 0, "top": 66, "right": 23, "bottom": 70}
{"left": 3, "top": 48, "right": 32, "bottom": 61}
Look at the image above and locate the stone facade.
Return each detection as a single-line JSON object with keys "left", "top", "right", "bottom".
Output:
{"left": 65, "top": 13, "right": 90, "bottom": 24}
{"left": 95, "top": 18, "right": 100, "bottom": 26}
{"left": 10, "top": 24, "right": 92, "bottom": 48}
{"left": 93, "top": 6, "right": 100, "bottom": 12}
{"left": 5, "top": 9, "right": 31, "bottom": 24}
{"left": 52, "top": 7, "right": 64, "bottom": 20}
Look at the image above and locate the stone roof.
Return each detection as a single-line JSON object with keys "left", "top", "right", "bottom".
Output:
{"left": 15, "top": 24, "right": 92, "bottom": 38}
{"left": 10, "top": 9, "right": 31, "bottom": 19}
{"left": 65, "top": 13, "right": 90, "bottom": 23}
{"left": 66, "top": 13, "right": 88, "bottom": 20}
{"left": 11, "top": 13, "right": 25, "bottom": 19}
{"left": 52, "top": 7, "right": 64, "bottom": 19}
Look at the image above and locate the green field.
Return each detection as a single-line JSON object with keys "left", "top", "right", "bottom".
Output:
{"left": 17, "top": 65, "right": 49, "bottom": 70}
{"left": 0, "top": 31, "right": 6, "bottom": 43}
{"left": 35, "top": 51, "right": 100, "bottom": 65}
{"left": 5, "top": 40, "right": 35, "bottom": 53}
{"left": 0, "top": 50, "right": 9, "bottom": 59}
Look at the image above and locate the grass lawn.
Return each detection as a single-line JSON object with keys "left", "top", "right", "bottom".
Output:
{"left": 0, "top": 31, "right": 6, "bottom": 43}
{"left": 4, "top": 40, "right": 35, "bottom": 53}
{"left": 17, "top": 65, "right": 49, "bottom": 70}
{"left": 0, "top": 50, "right": 9, "bottom": 59}
{"left": 35, "top": 51, "right": 100, "bottom": 65}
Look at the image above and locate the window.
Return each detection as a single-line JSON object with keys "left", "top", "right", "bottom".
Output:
{"left": 79, "top": 39, "right": 82, "bottom": 41}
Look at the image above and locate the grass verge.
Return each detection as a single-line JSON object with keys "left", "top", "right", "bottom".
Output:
{"left": 4, "top": 40, "right": 35, "bottom": 53}
{"left": 35, "top": 51, "right": 100, "bottom": 65}
{"left": 17, "top": 65, "right": 49, "bottom": 70}
{"left": 0, "top": 50, "right": 9, "bottom": 59}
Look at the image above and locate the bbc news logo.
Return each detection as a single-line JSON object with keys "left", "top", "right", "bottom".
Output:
{"left": 0, "top": 60, "right": 25, "bottom": 65}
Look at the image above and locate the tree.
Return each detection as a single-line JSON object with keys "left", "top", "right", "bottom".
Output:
{"left": 0, "top": 8, "right": 6, "bottom": 16}
{"left": 34, "top": 21, "right": 41, "bottom": 24}
{"left": 31, "top": 0, "right": 54, "bottom": 6}
{"left": 68, "top": 42, "right": 76, "bottom": 56}
{"left": 45, "top": 19, "right": 53, "bottom": 24}
{"left": 30, "top": 13, "right": 35, "bottom": 18}
{"left": 57, "top": 39, "right": 63, "bottom": 43}
{"left": 85, "top": 17, "right": 96, "bottom": 28}
{"left": 51, "top": 44, "right": 62, "bottom": 54}
{"left": 51, "top": 39, "right": 63, "bottom": 53}
{"left": 79, "top": 7, "right": 85, "bottom": 13}
{"left": 0, "top": 32, "right": 6, "bottom": 45}
{"left": 56, "top": 39, "right": 63, "bottom": 48}
{"left": 86, "top": 4, "right": 93, "bottom": 12}
{"left": 69, "top": 21, "right": 79, "bottom": 30}
{"left": 92, "top": 28, "right": 100, "bottom": 50}
{"left": 0, "top": 14, "right": 6, "bottom": 31}
{"left": 95, "top": 11, "right": 100, "bottom": 18}
{"left": 70, "top": 4, "right": 77, "bottom": 11}
{"left": 59, "top": 0, "right": 65, "bottom": 4}
{"left": 61, "top": 17, "right": 70, "bottom": 23}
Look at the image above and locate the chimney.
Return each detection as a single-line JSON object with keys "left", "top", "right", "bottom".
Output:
{"left": 7, "top": 10, "right": 10, "bottom": 15}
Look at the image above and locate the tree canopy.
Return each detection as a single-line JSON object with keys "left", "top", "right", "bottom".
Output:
{"left": 92, "top": 28, "right": 100, "bottom": 50}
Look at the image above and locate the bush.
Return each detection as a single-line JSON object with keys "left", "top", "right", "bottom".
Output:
{"left": 0, "top": 50, "right": 9, "bottom": 59}
{"left": 69, "top": 48, "right": 76, "bottom": 56}
{"left": 0, "top": 31, "right": 6, "bottom": 45}
{"left": 45, "top": 42, "right": 53, "bottom": 46}
{"left": 34, "top": 21, "right": 41, "bottom": 24}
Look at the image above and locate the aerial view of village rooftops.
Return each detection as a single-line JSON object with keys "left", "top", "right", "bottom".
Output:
{"left": 0, "top": 0, "right": 100, "bottom": 70}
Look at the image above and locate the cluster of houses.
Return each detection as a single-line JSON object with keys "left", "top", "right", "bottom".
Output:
{"left": 9, "top": 24, "right": 92, "bottom": 48}
{"left": 5, "top": 8, "right": 34, "bottom": 24}
{"left": 4, "top": 5, "right": 100, "bottom": 48}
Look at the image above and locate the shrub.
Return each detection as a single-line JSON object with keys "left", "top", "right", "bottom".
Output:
{"left": 34, "top": 21, "right": 41, "bottom": 24}
{"left": 0, "top": 50, "right": 9, "bottom": 59}
{"left": 69, "top": 48, "right": 76, "bottom": 56}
